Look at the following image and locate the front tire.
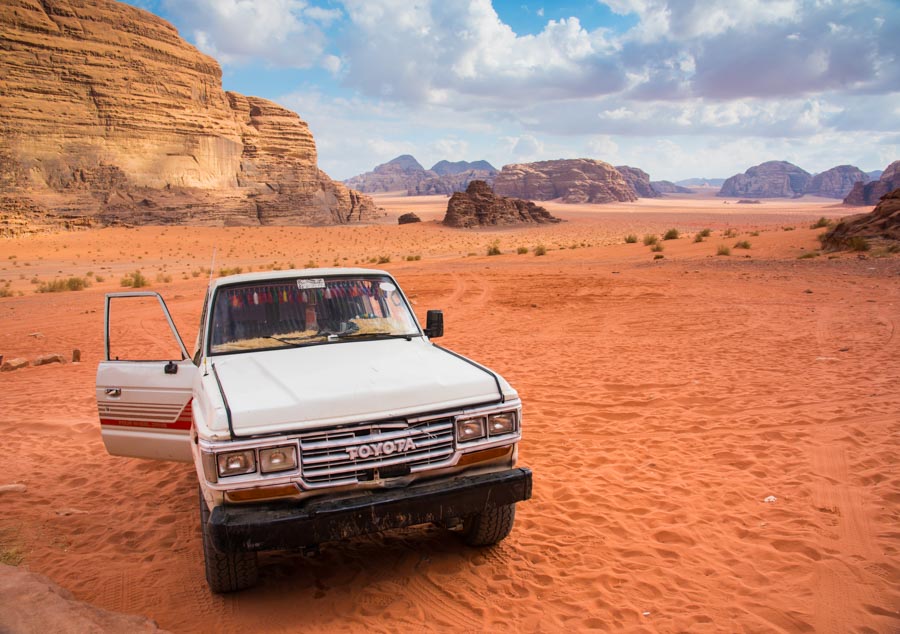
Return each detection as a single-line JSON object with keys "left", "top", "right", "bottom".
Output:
{"left": 460, "top": 504, "right": 516, "bottom": 546}
{"left": 199, "top": 489, "right": 259, "bottom": 593}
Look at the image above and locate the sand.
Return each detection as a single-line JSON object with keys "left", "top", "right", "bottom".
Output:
{"left": 1, "top": 195, "right": 898, "bottom": 632}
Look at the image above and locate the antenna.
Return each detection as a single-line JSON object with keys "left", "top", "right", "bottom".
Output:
{"left": 207, "top": 247, "right": 216, "bottom": 288}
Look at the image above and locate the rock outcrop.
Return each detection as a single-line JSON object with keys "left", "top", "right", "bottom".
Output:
{"left": 344, "top": 156, "right": 497, "bottom": 195}
{"left": 397, "top": 212, "right": 421, "bottom": 224}
{"left": 651, "top": 180, "right": 694, "bottom": 194}
{"left": 843, "top": 161, "right": 900, "bottom": 205}
{"left": 823, "top": 188, "right": 900, "bottom": 248}
{"left": 493, "top": 159, "right": 637, "bottom": 204}
{"left": 0, "top": 0, "right": 376, "bottom": 227}
{"left": 804, "top": 165, "right": 869, "bottom": 199}
{"left": 443, "top": 181, "right": 561, "bottom": 228}
{"left": 718, "top": 161, "right": 811, "bottom": 198}
{"left": 0, "top": 564, "right": 169, "bottom": 633}
{"left": 616, "top": 166, "right": 660, "bottom": 198}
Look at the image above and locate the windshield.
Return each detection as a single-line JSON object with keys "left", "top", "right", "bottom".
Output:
{"left": 208, "top": 275, "right": 420, "bottom": 354}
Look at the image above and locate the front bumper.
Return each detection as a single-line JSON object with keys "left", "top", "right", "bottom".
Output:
{"left": 207, "top": 467, "right": 532, "bottom": 552}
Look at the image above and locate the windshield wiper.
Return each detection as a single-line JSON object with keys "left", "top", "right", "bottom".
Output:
{"left": 328, "top": 332, "right": 417, "bottom": 341}
{"left": 264, "top": 335, "right": 320, "bottom": 347}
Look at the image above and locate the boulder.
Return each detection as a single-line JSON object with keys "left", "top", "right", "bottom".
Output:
{"left": 33, "top": 354, "right": 66, "bottom": 366}
{"left": 824, "top": 188, "right": 900, "bottom": 248}
{"left": 843, "top": 161, "right": 900, "bottom": 205}
{"left": 616, "top": 166, "right": 660, "bottom": 198}
{"left": 443, "top": 181, "right": 561, "bottom": 228}
{"left": 0, "top": 0, "right": 376, "bottom": 227}
{"left": 398, "top": 213, "right": 421, "bottom": 225}
{"left": 0, "top": 564, "right": 169, "bottom": 633}
{"left": 718, "top": 161, "right": 811, "bottom": 198}
{"left": 493, "top": 159, "right": 637, "bottom": 204}
{"left": 804, "top": 165, "right": 869, "bottom": 199}
{"left": 0, "top": 358, "right": 28, "bottom": 372}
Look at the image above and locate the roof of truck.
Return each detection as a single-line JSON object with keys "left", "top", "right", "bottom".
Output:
{"left": 208, "top": 268, "right": 390, "bottom": 292}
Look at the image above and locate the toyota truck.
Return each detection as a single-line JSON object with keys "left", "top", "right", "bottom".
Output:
{"left": 96, "top": 268, "right": 532, "bottom": 592}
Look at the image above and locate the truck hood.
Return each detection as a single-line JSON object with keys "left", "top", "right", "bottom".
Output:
{"left": 209, "top": 339, "right": 513, "bottom": 436}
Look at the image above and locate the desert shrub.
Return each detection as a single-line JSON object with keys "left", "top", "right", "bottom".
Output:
{"left": 95, "top": 275, "right": 105, "bottom": 282}
{"left": 305, "top": 260, "right": 318, "bottom": 268}
{"left": 811, "top": 217, "right": 831, "bottom": 229}
{"left": 716, "top": 245, "right": 731, "bottom": 256}
{"left": 642, "top": 234, "right": 658, "bottom": 246}
{"left": 39, "top": 276, "right": 90, "bottom": 293}
{"left": 377, "top": 255, "right": 391, "bottom": 264}
{"left": 749, "top": 231, "right": 760, "bottom": 236}
{"left": 651, "top": 243, "right": 664, "bottom": 252}
{"left": 654, "top": 254, "right": 664, "bottom": 260}
{"left": 782, "top": 226, "right": 795, "bottom": 231}
{"left": 120, "top": 270, "right": 149, "bottom": 288}
{"left": 218, "top": 266, "right": 243, "bottom": 276}
{"left": 798, "top": 252, "right": 819, "bottom": 259}
{"left": 734, "top": 240, "right": 752, "bottom": 249}
{"left": 155, "top": 272, "right": 172, "bottom": 283}
{"left": 723, "top": 228, "right": 737, "bottom": 238}
{"left": 693, "top": 233, "right": 704, "bottom": 243}
{"left": 663, "top": 228, "right": 679, "bottom": 240}
{"left": 847, "top": 237, "right": 870, "bottom": 252}
{"left": 487, "top": 240, "right": 501, "bottom": 256}
{"left": 699, "top": 228, "right": 711, "bottom": 237}
{"left": 516, "top": 246, "right": 529, "bottom": 254}
{"left": 0, "top": 285, "right": 12, "bottom": 298}
{"left": 533, "top": 244, "right": 547, "bottom": 256}
{"left": 624, "top": 234, "right": 638, "bottom": 244}
{"left": 30, "top": 276, "right": 40, "bottom": 284}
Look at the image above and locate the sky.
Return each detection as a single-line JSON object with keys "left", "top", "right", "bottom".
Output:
{"left": 124, "top": 0, "right": 900, "bottom": 182}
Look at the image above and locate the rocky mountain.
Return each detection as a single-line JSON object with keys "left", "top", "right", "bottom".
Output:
{"left": 804, "top": 165, "right": 869, "bottom": 198}
{"left": 677, "top": 178, "right": 725, "bottom": 187}
{"left": 615, "top": 166, "right": 660, "bottom": 198}
{"left": 843, "top": 161, "right": 900, "bottom": 205}
{"left": 867, "top": 170, "right": 884, "bottom": 180}
{"left": 0, "top": 0, "right": 376, "bottom": 229}
{"left": 344, "top": 156, "right": 497, "bottom": 196}
{"left": 443, "top": 181, "right": 561, "bottom": 228}
{"left": 493, "top": 159, "right": 637, "bottom": 204}
{"left": 431, "top": 160, "right": 497, "bottom": 176}
{"left": 652, "top": 180, "right": 694, "bottom": 194}
{"left": 718, "top": 161, "right": 811, "bottom": 198}
{"left": 824, "top": 188, "right": 900, "bottom": 247}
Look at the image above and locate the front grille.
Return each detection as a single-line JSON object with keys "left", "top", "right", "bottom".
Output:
{"left": 299, "top": 418, "right": 454, "bottom": 486}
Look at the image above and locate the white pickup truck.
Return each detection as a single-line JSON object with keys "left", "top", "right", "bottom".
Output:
{"left": 97, "top": 268, "right": 532, "bottom": 592}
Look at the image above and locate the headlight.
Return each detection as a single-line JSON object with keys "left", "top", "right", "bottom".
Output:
{"left": 259, "top": 445, "right": 297, "bottom": 474}
{"left": 488, "top": 412, "right": 517, "bottom": 436}
{"left": 456, "top": 417, "right": 486, "bottom": 442}
{"left": 217, "top": 450, "right": 256, "bottom": 477}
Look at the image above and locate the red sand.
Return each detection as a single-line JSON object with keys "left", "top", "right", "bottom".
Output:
{"left": 1, "top": 197, "right": 898, "bottom": 632}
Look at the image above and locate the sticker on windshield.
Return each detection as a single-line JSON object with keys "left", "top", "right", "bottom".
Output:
{"left": 379, "top": 282, "right": 397, "bottom": 292}
{"left": 297, "top": 278, "right": 325, "bottom": 290}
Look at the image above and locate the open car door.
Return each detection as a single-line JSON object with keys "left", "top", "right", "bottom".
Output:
{"left": 97, "top": 292, "right": 196, "bottom": 462}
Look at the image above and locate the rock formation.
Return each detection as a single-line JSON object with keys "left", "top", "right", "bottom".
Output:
{"left": 0, "top": 0, "right": 376, "bottom": 227}
{"left": 718, "top": 161, "right": 811, "bottom": 198}
{"left": 443, "top": 181, "right": 561, "bottom": 228}
{"left": 616, "top": 166, "right": 660, "bottom": 198}
{"left": 804, "top": 165, "right": 869, "bottom": 199}
{"left": 824, "top": 188, "right": 900, "bottom": 248}
{"left": 651, "top": 180, "right": 694, "bottom": 194}
{"left": 843, "top": 161, "right": 900, "bottom": 205}
{"left": 492, "top": 159, "right": 637, "bottom": 204}
{"left": 676, "top": 177, "right": 725, "bottom": 187}
{"left": 344, "top": 156, "right": 497, "bottom": 195}
{"left": 397, "top": 212, "right": 421, "bottom": 224}
{"left": 0, "top": 564, "right": 169, "bottom": 632}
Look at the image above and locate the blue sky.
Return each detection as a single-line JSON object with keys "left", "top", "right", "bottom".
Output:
{"left": 124, "top": 0, "right": 899, "bottom": 182}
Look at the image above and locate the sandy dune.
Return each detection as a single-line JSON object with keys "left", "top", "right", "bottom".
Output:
{"left": 1, "top": 196, "right": 898, "bottom": 632}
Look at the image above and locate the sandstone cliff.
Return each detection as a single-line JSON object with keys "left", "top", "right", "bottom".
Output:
{"left": 804, "top": 165, "right": 869, "bottom": 199}
{"left": 0, "top": 0, "right": 376, "bottom": 228}
{"left": 493, "top": 159, "right": 637, "bottom": 204}
{"left": 843, "top": 161, "right": 900, "bottom": 205}
{"left": 718, "top": 161, "right": 811, "bottom": 198}
{"left": 344, "top": 156, "right": 497, "bottom": 195}
{"left": 443, "top": 181, "right": 561, "bottom": 228}
{"left": 616, "top": 166, "right": 659, "bottom": 198}
{"left": 824, "top": 188, "right": 900, "bottom": 248}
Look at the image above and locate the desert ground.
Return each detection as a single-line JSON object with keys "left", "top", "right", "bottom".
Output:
{"left": 1, "top": 194, "right": 898, "bottom": 632}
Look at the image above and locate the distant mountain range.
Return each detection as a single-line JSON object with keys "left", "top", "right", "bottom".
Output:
{"left": 344, "top": 156, "right": 498, "bottom": 195}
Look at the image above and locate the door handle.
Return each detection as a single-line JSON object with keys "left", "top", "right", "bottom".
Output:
{"left": 105, "top": 388, "right": 122, "bottom": 397}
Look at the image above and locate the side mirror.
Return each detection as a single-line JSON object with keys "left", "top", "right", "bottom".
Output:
{"left": 424, "top": 310, "right": 443, "bottom": 338}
